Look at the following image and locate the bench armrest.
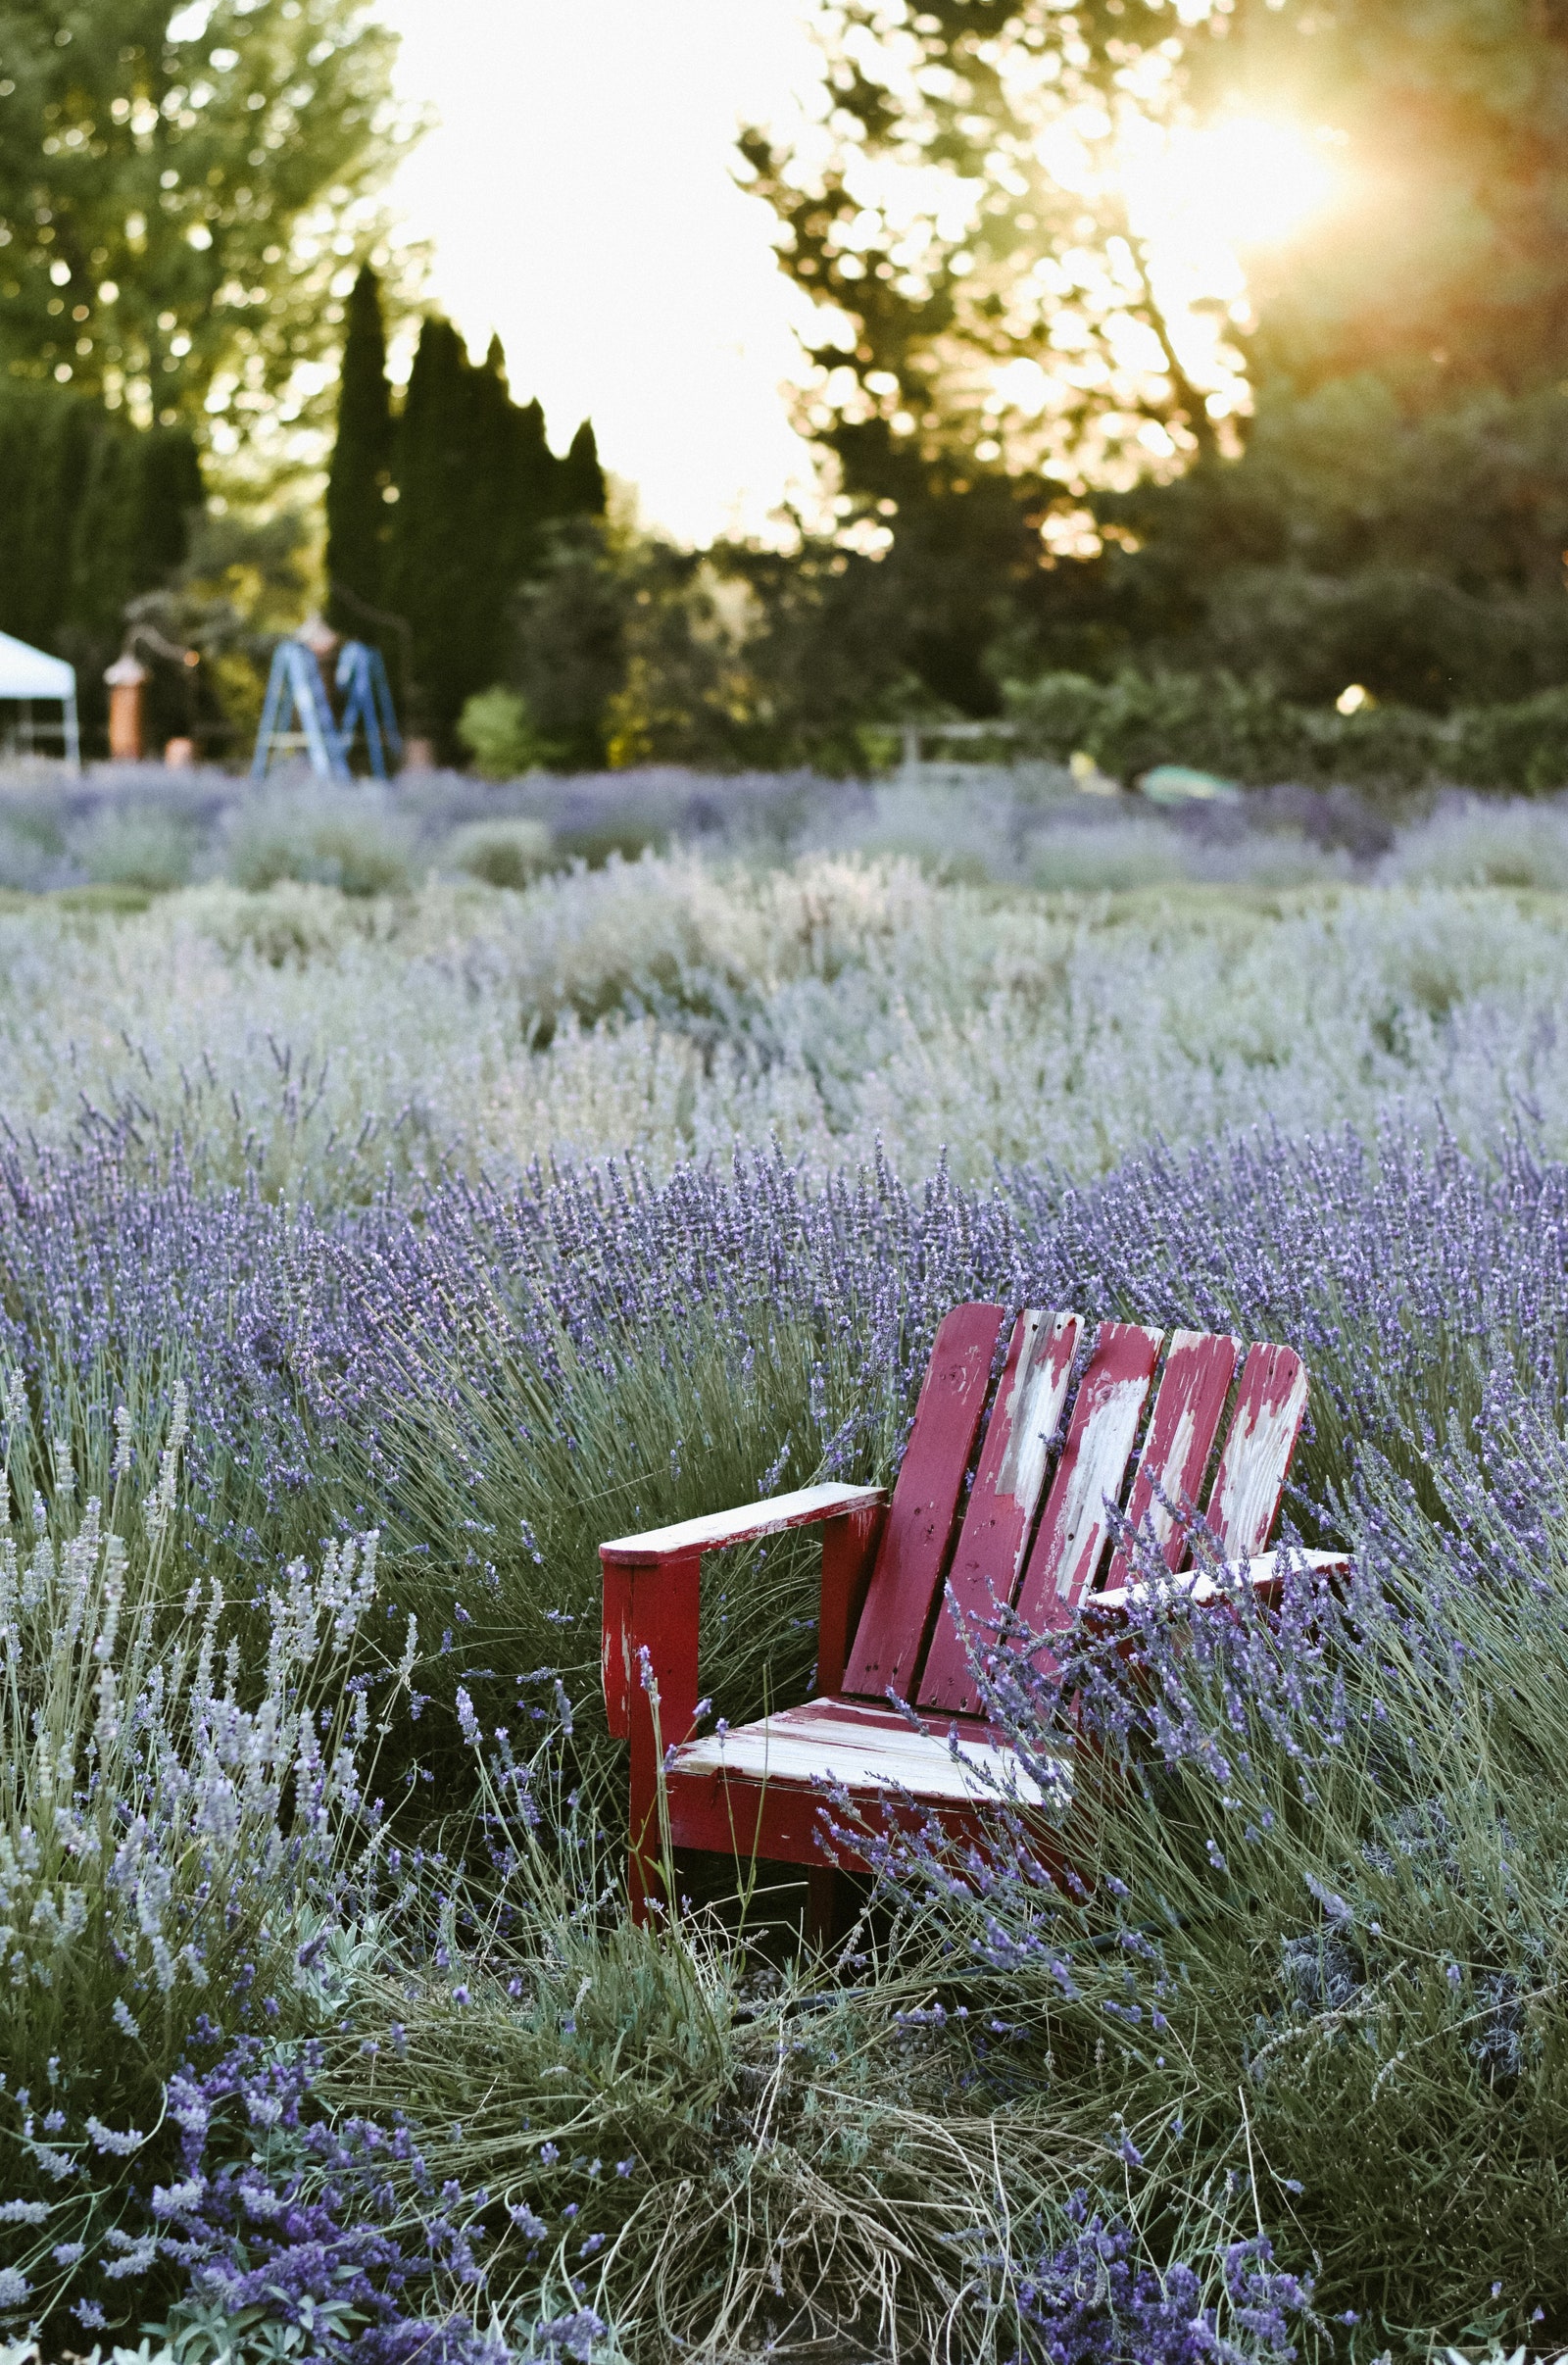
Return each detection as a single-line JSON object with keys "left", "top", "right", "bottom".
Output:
{"left": 1090, "top": 1546, "right": 1349, "bottom": 1618}
{"left": 600, "top": 1483, "right": 889, "bottom": 1740}
{"left": 601, "top": 1482, "right": 887, "bottom": 1569}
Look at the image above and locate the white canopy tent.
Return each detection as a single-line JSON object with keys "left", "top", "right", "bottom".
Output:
{"left": 0, "top": 629, "right": 79, "bottom": 770}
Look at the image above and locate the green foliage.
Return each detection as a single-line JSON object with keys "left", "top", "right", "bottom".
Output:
{"left": 1004, "top": 666, "right": 1568, "bottom": 793}
{"left": 382, "top": 320, "right": 605, "bottom": 758}
{"left": 0, "top": 383, "right": 201, "bottom": 749}
{"left": 0, "top": 384, "right": 200, "bottom": 647}
{"left": 503, "top": 520, "right": 958, "bottom": 774}
{"left": 456, "top": 687, "right": 547, "bottom": 781}
{"left": 324, "top": 264, "right": 394, "bottom": 630}
{"left": 321, "top": 1748, "right": 1062, "bottom": 2360}
{"left": 739, "top": 3, "right": 1568, "bottom": 728}
{"left": 513, "top": 520, "right": 632, "bottom": 770}
{"left": 0, "top": 0, "right": 402, "bottom": 422}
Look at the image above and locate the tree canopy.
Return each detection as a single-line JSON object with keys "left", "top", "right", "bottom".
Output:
{"left": 741, "top": 0, "right": 1568, "bottom": 714}
{"left": 0, "top": 0, "right": 402, "bottom": 428}
{"left": 368, "top": 314, "right": 606, "bottom": 756}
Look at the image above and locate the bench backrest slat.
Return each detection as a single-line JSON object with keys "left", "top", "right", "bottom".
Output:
{"left": 917, "top": 1307, "right": 1082, "bottom": 1715}
{"left": 1206, "top": 1342, "right": 1309, "bottom": 1558}
{"left": 1011, "top": 1321, "right": 1162, "bottom": 1640}
{"left": 1102, "top": 1328, "right": 1238, "bottom": 1591}
{"left": 841, "top": 1301, "right": 1004, "bottom": 1700}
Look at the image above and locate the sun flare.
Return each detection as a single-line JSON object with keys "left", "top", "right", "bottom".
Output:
{"left": 1138, "top": 114, "right": 1342, "bottom": 255}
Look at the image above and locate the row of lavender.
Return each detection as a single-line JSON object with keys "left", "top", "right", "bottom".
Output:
{"left": 1, "top": 1122, "right": 1565, "bottom": 2356}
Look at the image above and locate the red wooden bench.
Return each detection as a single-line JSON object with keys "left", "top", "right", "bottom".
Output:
{"left": 601, "top": 1304, "right": 1347, "bottom": 1922}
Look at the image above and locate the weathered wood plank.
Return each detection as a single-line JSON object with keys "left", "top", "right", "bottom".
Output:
{"left": 671, "top": 1695, "right": 1064, "bottom": 1808}
{"left": 1091, "top": 1545, "right": 1349, "bottom": 1615}
{"left": 1102, "top": 1328, "right": 1238, "bottom": 1592}
{"left": 1012, "top": 1321, "right": 1162, "bottom": 1640}
{"left": 842, "top": 1301, "right": 1005, "bottom": 1700}
{"left": 1207, "top": 1343, "right": 1310, "bottom": 1558}
{"left": 917, "top": 1307, "right": 1083, "bottom": 1714}
{"left": 601, "top": 1480, "right": 888, "bottom": 1568}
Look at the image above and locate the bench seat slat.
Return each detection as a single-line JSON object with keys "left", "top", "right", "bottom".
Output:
{"left": 670, "top": 1695, "right": 1067, "bottom": 1809}
{"left": 917, "top": 1307, "right": 1081, "bottom": 1715}
{"left": 1013, "top": 1321, "right": 1162, "bottom": 1641}
{"left": 1104, "top": 1329, "right": 1238, "bottom": 1591}
{"left": 842, "top": 1302, "right": 1006, "bottom": 1700}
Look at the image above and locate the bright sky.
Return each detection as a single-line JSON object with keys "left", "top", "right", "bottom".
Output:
{"left": 374, "top": 4, "right": 1344, "bottom": 545}
{"left": 377, "top": 0, "right": 826, "bottom": 545}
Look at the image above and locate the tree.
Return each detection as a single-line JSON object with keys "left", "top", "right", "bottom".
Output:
{"left": 739, "top": 5, "right": 1226, "bottom": 503}
{"left": 0, "top": 0, "right": 403, "bottom": 425}
{"left": 324, "top": 263, "right": 393, "bottom": 626}
{"left": 0, "top": 379, "right": 202, "bottom": 749}
{"left": 382, "top": 314, "right": 466, "bottom": 741}
{"left": 380, "top": 314, "right": 607, "bottom": 758}
{"left": 743, "top": 1, "right": 1568, "bottom": 717}
{"left": 560, "top": 420, "right": 606, "bottom": 520}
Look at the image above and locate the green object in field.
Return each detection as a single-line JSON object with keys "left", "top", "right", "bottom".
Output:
{"left": 1140, "top": 764, "right": 1243, "bottom": 806}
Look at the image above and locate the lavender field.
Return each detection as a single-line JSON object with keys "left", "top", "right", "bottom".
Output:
{"left": 3, "top": 777, "right": 1568, "bottom": 2362}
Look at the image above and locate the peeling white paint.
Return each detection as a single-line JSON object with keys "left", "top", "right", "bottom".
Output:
{"left": 1212, "top": 1361, "right": 1309, "bottom": 1557}
{"left": 1093, "top": 1546, "right": 1348, "bottom": 1613}
{"left": 1140, "top": 1395, "right": 1200, "bottom": 1553}
{"left": 998, "top": 1309, "right": 1080, "bottom": 1532}
{"left": 602, "top": 1480, "right": 886, "bottom": 1565}
{"left": 1052, "top": 1369, "right": 1155, "bottom": 1600}
{"left": 674, "top": 1697, "right": 1068, "bottom": 1808}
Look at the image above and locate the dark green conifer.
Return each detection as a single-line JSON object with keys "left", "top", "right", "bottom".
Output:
{"left": 559, "top": 420, "right": 607, "bottom": 521}
{"left": 324, "top": 266, "right": 395, "bottom": 633}
{"left": 386, "top": 316, "right": 474, "bottom": 751}
{"left": 385, "top": 314, "right": 611, "bottom": 760}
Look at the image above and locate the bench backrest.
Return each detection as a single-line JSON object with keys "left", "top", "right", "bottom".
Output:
{"left": 841, "top": 1303, "right": 1308, "bottom": 1714}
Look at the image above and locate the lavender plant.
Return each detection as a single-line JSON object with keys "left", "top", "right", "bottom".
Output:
{"left": 848, "top": 1389, "right": 1568, "bottom": 2348}
{"left": 3, "top": 1075, "right": 1568, "bottom": 2347}
{"left": 0, "top": 1380, "right": 415, "bottom": 2337}
{"left": 7, "top": 846, "right": 1568, "bottom": 1198}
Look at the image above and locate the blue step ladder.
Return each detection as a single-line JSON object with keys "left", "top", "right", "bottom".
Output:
{"left": 333, "top": 638, "right": 402, "bottom": 777}
{"left": 252, "top": 635, "right": 402, "bottom": 781}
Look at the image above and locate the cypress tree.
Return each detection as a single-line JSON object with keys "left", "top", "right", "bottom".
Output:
{"left": 466, "top": 337, "right": 522, "bottom": 698}
{"left": 559, "top": 421, "right": 607, "bottom": 522}
{"left": 386, "top": 316, "right": 472, "bottom": 750}
{"left": 0, "top": 389, "right": 95, "bottom": 648}
{"left": 0, "top": 387, "right": 199, "bottom": 654}
{"left": 65, "top": 420, "right": 202, "bottom": 644}
{"left": 385, "top": 313, "right": 612, "bottom": 761}
{"left": 325, "top": 267, "right": 395, "bottom": 632}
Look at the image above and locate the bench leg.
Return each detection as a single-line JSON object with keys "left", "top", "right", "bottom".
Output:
{"left": 806, "top": 1865, "right": 840, "bottom": 1949}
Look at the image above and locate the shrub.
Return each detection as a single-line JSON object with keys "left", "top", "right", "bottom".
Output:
{"left": 0, "top": 816, "right": 61, "bottom": 893}
{"left": 1452, "top": 685, "right": 1568, "bottom": 794}
{"left": 0, "top": 1379, "right": 413, "bottom": 2336}
{"left": 219, "top": 786, "right": 422, "bottom": 897}
{"left": 1026, "top": 811, "right": 1197, "bottom": 892}
{"left": 70, "top": 803, "right": 199, "bottom": 893}
{"left": 457, "top": 689, "right": 547, "bottom": 782}
{"left": 857, "top": 1389, "right": 1568, "bottom": 2345}
{"left": 445, "top": 817, "right": 555, "bottom": 890}
{"left": 1379, "top": 791, "right": 1568, "bottom": 889}
{"left": 1008, "top": 665, "right": 1568, "bottom": 796}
